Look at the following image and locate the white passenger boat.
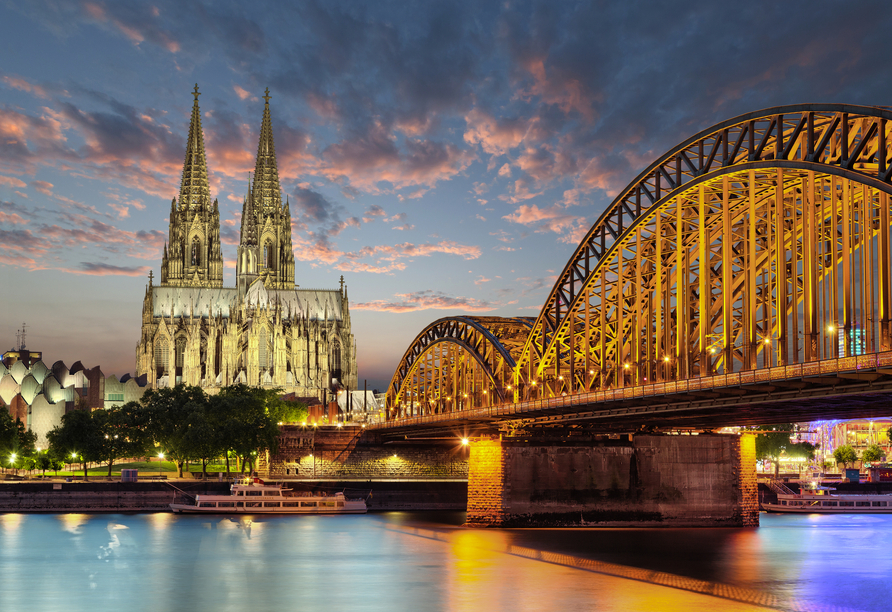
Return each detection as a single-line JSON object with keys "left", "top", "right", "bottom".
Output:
{"left": 169, "top": 478, "right": 367, "bottom": 514}
{"left": 762, "top": 481, "right": 892, "bottom": 513}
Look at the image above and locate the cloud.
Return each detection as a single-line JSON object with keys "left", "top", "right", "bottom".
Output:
{"left": 71, "top": 262, "right": 152, "bottom": 276}
{"left": 0, "top": 201, "right": 29, "bottom": 225}
{"left": 31, "top": 180, "right": 54, "bottom": 196}
{"left": 0, "top": 175, "right": 27, "bottom": 189}
{"left": 352, "top": 290, "right": 495, "bottom": 313}
{"left": 319, "top": 122, "right": 475, "bottom": 193}
{"left": 233, "top": 85, "right": 258, "bottom": 101}
{"left": 1, "top": 75, "right": 51, "bottom": 99}
{"left": 463, "top": 108, "right": 536, "bottom": 157}
{"left": 346, "top": 240, "right": 481, "bottom": 262}
{"left": 362, "top": 204, "right": 386, "bottom": 223}
{"left": 503, "top": 203, "right": 588, "bottom": 244}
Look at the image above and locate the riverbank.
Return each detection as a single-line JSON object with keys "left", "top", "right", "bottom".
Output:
{"left": 0, "top": 479, "right": 468, "bottom": 512}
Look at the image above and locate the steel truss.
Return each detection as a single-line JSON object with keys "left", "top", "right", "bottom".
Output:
{"left": 386, "top": 316, "right": 533, "bottom": 418}
{"left": 386, "top": 104, "right": 892, "bottom": 420}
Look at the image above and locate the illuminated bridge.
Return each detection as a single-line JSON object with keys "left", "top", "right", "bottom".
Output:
{"left": 379, "top": 104, "right": 892, "bottom": 436}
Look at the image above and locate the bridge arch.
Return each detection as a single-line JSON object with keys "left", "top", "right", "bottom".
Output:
{"left": 386, "top": 316, "right": 534, "bottom": 417}
{"left": 514, "top": 104, "right": 892, "bottom": 400}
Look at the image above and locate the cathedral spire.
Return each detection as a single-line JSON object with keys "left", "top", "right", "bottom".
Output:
{"left": 252, "top": 88, "right": 282, "bottom": 213}
{"left": 179, "top": 84, "right": 210, "bottom": 209}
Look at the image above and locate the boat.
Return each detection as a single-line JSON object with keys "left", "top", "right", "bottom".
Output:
{"left": 169, "top": 478, "right": 368, "bottom": 514}
{"left": 762, "top": 480, "right": 892, "bottom": 513}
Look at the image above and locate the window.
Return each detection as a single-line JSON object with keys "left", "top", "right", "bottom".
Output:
{"left": 217, "top": 502, "right": 234, "bottom": 508}
{"left": 259, "top": 328, "right": 270, "bottom": 370}
{"left": 264, "top": 502, "right": 281, "bottom": 508}
{"left": 856, "top": 501, "right": 871, "bottom": 507}
{"left": 282, "top": 502, "right": 300, "bottom": 507}
{"left": 245, "top": 502, "right": 261, "bottom": 508}
{"left": 264, "top": 240, "right": 275, "bottom": 269}
{"left": 198, "top": 502, "right": 216, "bottom": 508}
{"left": 191, "top": 237, "right": 201, "bottom": 266}
{"left": 301, "top": 501, "right": 317, "bottom": 508}
{"left": 822, "top": 501, "right": 838, "bottom": 506}
{"left": 840, "top": 501, "right": 855, "bottom": 507}
{"left": 107, "top": 393, "right": 124, "bottom": 402}
{"left": 320, "top": 501, "right": 335, "bottom": 508}
{"left": 247, "top": 491, "right": 262, "bottom": 496}
{"left": 154, "top": 337, "right": 169, "bottom": 375}
{"left": 873, "top": 501, "right": 888, "bottom": 507}
{"left": 337, "top": 502, "right": 344, "bottom": 508}
{"left": 175, "top": 337, "right": 186, "bottom": 370}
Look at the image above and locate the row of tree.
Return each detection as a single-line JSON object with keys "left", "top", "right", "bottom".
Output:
{"left": 1, "top": 384, "right": 306, "bottom": 479}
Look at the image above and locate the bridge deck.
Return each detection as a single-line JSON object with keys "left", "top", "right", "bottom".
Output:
{"left": 372, "top": 352, "right": 892, "bottom": 436}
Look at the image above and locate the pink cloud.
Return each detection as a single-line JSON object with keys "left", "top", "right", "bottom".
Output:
{"left": 70, "top": 262, "right": 152, "bottom": 276}
{"left": 0, "top": 175, "right": 27, "bottom": 189}
{"left": 0, "top": 211, "right": 27, "bottom": 225}
{"left": 348, "top": 240, "right": 481, "bottom": 262}
{"left": 518, "top": 57, "right": 598, "bottom": 122}
{"left": 31, "top": 180, "right": 54, "bottom": 196}
{"left": 464, "top": 108, "right": 535, "bottom": 157}
{"left": 503, "top": 204, "right": 588, "bottom": 244}
{"left": 233, "top": 85, "right": 257, "bottom": 101}
{"left": 352, "top": 290, "right": 495, "bottom": 313}
{"left": 320, "top": 122, "right": 475, "bottom": 192}
{"left": 1, "top": 76, "right": 49, "bottom": 99}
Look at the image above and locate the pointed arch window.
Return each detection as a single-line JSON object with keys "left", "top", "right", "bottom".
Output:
{"left": 259, "top": 327, "right": 270, "bottom": 370}
{"left": 191, "top": 237, "right": 201, "bottom": 267}
{"left": 175, "top": 336, "right": 186, "bottom": 377}
{"left": 264, "top": 239, "right": 275, "bottom": 270}
{"left": 154, "top": 337, "right": 169, "bottom": 377}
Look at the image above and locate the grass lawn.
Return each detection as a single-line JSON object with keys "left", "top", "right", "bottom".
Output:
{"left": 18, "top": 460, "right": 242, "bottom": 478}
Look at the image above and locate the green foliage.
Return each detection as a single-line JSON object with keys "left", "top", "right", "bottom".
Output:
{"left": 0, "top": 411, "right": 38, "bottom": 462}
{"left": 861, "top": 443, "right": 884, "bottom": 464}
{"left": 833, "top": 444, "right": 858, "bottom": 468}
{"left": 141, "top": 385, "right": 210, "bottom": 477}
{"left": 47, "top": 408, "right": 105, "bottom": 479}
{"left": 266, "top": 393, "right": 309, "bottom": 424}
{"left": 752, "top": 424, "right": 817, "bottom": 477}
{"left": 211, "top": 384, "right": 280, "bottom": 474}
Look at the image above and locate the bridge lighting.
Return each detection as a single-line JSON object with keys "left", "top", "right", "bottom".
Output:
{"left": 764, "top": 338, "right": 771, "bottom": 345}
{"left": 531, "top": 381, "right": 537, "bottom": 386}
{"left": 709, "top": 348, "right": 715, "bottom": 354}
{"left": 827, "top": 324, "right": 835, "bottom": 333}
{"left": 463, "top": 394, "right": 468, "bottom": 398}
{"left": 461, "top": 438, "right": 469, "bottom": 446}
{"left": 589, "top": 370, "right": 594, "bottom": 375}
{"left": 623, "top": 363, "right": 630, "bottom": 369}
{"left": 558, "top": 375, "right": 563, "bottom": 380}
{"left": 483, "top": 390, "right": 487, "bottom": 394}
{"left": 506, "top": 385, "right": 512, "bottom": 390}
{"left": 663, "top": 356, "right": 671, "bottom": 363}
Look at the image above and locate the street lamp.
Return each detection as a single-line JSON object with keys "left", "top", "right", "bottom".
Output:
{"left": 158, "top": 452, "right": 164, "bottom": 478}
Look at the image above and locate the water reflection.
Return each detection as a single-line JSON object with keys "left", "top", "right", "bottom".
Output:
{"left": 0, "top": 512, "right": 888, "bottom": 612}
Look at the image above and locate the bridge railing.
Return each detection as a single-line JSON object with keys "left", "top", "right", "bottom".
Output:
{"left": 377, "top": 351, "right": 892, "bottom": 430}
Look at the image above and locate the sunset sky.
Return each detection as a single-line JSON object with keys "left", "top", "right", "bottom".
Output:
{"left": 3, "top": 1, "right": 892, "bottom": 390}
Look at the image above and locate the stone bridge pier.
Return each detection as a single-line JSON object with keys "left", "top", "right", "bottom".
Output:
{"left": 466, "top": 433, "right": 758, "bottom": 528}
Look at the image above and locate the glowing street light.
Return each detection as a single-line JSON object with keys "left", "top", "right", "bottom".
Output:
{"left": 461, "top": 438, "right": 469, "bottom": 446}
{"left": 158, "top": 452, "right": 164, "bottom": 478}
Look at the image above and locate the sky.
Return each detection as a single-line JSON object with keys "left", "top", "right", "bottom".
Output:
{"left": 3, "top": 1, "right": 892, "bottom": 391}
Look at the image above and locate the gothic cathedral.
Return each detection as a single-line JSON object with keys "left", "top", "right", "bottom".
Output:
{"left": 136, "top": 86, "right": 357, "bottom": 399}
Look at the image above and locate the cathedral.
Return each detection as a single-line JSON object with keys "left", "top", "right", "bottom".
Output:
{"left": 136, "top": 86, "right": 357, "bottom": 399}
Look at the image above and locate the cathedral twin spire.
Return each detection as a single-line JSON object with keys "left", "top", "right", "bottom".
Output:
{"left": 161, "top": 85, "right": 295, "bottom": 291}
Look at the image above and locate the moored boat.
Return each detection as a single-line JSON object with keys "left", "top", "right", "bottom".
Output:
{"left": 170, "top": 478, "right": 368, "bottom": 514}
{"left": 762, "top": 481, "right": 892, "bottom": 513}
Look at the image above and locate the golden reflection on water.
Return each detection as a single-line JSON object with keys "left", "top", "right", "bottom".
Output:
{"left": 394, "top": 526, "right": 781, "bottom": 612}
{"left": 147, "top": 511, "right": 173, "bottom": 531}
{"left": 56, "top": 513, "right": 88, "bottom": 534}
{"left": 0, "top": 513, "right": 23, "bottom": 533}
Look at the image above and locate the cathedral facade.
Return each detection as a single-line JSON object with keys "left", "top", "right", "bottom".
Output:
{"left": 136, "top": 87, "right": 357, "bottom": 399}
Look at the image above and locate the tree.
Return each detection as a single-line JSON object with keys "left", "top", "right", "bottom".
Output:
{"left": 0, "top": 411, "right": 38, "bottom": 467}
{"left": 95, "top": 402, "right": 151, "bottom": 476}
{"left": 266, "top": 393, "right": 308, "bottom": 424}
{"left": 753, "top": 424, "right": 817, "bottom": 477}
{"left": 861, "top": 443, "right": 884, "bottom": 464}
{"left": 833, "top": 444, "right": 858, "bottom": 469}
{"left": 46, "top": 408, "right": 104, "bottom": 480}
{"left": 211, "top": 385, "right": 280, "bottom": 475}
{"left": 141, "top": 385, "right": 209, "bottom": 477}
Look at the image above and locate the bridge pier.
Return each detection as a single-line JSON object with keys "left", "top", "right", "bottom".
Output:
{"left": 467, "top": 433, "right": 757, "bottom": 528}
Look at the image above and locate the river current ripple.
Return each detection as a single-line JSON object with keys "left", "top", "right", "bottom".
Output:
{"left": 0, "top": 511, "right": 889, "bottom": 612}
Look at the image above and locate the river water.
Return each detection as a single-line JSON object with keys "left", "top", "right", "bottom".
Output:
{"left": 0, "top": 511, "right": 889, "bottom": 612}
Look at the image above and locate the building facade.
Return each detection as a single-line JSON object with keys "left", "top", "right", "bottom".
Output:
{"left": 136, "top": 87, "right": 357, "bottom": 399}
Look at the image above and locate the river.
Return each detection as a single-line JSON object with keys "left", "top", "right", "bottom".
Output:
{"left": 0, "top": 511, "right": 889, "bottom": 612}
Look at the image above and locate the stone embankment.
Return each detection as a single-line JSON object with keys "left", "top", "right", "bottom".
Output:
{"left": 0, "top": 479, "right": 467, "bottom": 512}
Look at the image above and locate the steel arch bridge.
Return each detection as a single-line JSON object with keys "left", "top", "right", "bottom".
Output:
{"left": 385, "top": 104, "right": 892, "bottom": 427}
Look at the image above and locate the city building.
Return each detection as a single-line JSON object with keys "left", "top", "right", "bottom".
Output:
{"left": 1, "top": 334, "right": 148, "bottom": 446}
{"left": 135, "top": 87, "right": 357, "bottom": 400}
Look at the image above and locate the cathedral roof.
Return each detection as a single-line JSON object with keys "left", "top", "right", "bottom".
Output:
{"left": 152, "top": 285, "right": 343, "bottom": 321}
{"left": 179, "top": 84, "right": 211, "bottom": 208}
